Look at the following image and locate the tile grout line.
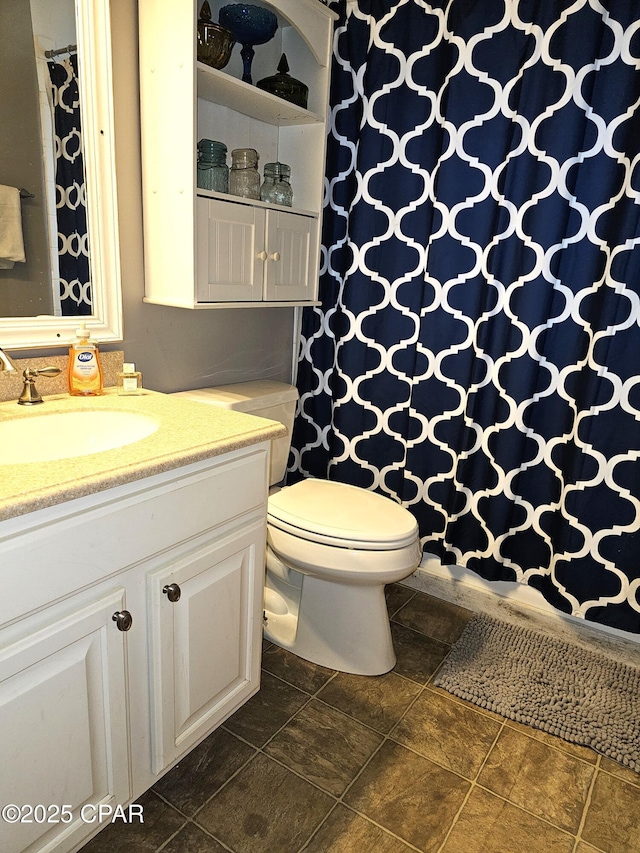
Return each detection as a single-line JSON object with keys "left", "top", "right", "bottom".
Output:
{"left": 433, "top": 714, "right": 508, "bottom": 853}
{"left": 386, "top": 588, "right": 418, "bottom": 619}
{"left": 597, "top": 761, "right": 640, "bottom": 790}
{"left": 295, "top": 801, "right": 342, "bottom": 853}
{"left": 292, "top": 734, "right": 426, "bottom": 853}
{"left": 464, "top": 716, "right": 602, "bottom": 845}
{"left": 297, "top": 676, "right": 441, "bottom": 852}
{"left": 302, "top": 801, "right": 426, "bottom": 853}
{"left": 390, "top": 617, "right": 463, "bottom": 648}
{"left": 151, "top": 812, "right": 189, "bottom": 853}
{"left": 149, "top": 791, "right": 236, "bottom": 853}
{"left": 183, "top": 666, "right": 343, "bottom": 849}
{"left": 571, "top": 754, "right": 602, "bottom": 853}
{"left": 260, "top": 647, "right": 435, "bottom": 853}
{"left": 256, "top": 604, "right": 479, "bottom": 852}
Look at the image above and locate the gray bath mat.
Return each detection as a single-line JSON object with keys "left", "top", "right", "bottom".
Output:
{"left": 433, "top": 613, "right": 640, "bottom": 772}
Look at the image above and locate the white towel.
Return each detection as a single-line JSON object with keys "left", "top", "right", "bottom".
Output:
{"left": 0, "top": 185, "right": 26, "bottom": 269}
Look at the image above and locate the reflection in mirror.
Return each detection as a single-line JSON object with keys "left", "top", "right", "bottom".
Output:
{"left": 0, "top": 0, "right": 122, "bottom": 348}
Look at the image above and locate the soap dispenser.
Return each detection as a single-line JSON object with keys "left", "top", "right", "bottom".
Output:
{"left": 68, "top": 323, "right": 103, "bottom": 396}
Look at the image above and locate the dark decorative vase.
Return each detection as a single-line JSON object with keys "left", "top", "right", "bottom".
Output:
{"left": 257, "top": 53, "right": 308, "bottom": 109}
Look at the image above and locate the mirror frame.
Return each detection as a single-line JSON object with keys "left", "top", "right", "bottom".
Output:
{"left": 2, "top": 0, "right": 122, "bottom": 350}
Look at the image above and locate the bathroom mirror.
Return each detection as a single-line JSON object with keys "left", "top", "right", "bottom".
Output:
{"left": 0, "top": 0, "right": 122, "bottom": 349}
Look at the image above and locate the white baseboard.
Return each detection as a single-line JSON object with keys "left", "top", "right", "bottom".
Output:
{"left": 401, "top": 554, "right": 639, "bottom": 667}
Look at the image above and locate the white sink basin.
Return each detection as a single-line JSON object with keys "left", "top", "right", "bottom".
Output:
{"left": 0, "top": 410, "right": 160, "bottom": 464}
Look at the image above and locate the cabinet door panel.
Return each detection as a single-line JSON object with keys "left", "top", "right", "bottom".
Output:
{"left": 196, "top": 197, "right": 264, "bottom": 301}
{"left": 264, "top": 210, "right": 318, "bottom": 301}
{"left": 148, "top": 523, "right": 264, "bottom": 772}
{"left": 0, "top": 590, "right": 129, "bottom": 853}
{"left": 176, "top": 558, "right": 242, "bottom": 729}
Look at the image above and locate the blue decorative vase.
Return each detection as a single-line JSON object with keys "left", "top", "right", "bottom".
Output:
{"left": 219, "top": 4, "right": 278, "bottom": 84}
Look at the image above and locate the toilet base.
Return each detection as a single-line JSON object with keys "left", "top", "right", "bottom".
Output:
{"left": 264, "top": 574, "right": 397, "bottom": 676}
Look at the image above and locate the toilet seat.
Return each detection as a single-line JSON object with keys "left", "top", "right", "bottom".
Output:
{"left": 267, "top": 479, "right": 418, "bottom": 550}
{"left": 268, "top": 524, "right": 422, "bottom": 584}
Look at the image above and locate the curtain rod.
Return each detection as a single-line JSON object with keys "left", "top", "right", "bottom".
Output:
{"left": 45, "top": 43, "right": 77, "bottom": 59}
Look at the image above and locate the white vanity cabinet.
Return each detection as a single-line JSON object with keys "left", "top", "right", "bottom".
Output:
{"left": 139, "top": 0, "right": 336, "bottom": 308}
{"left": 0, "top": 443, "right": 270, "bottom": 853}
{"left": 0, "top": 586, "right": 130, "bottom": 853}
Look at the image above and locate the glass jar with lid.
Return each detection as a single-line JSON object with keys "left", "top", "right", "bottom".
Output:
{"left": 229, "top": 148, "right": 260, "bottom": 199}
{"left": 197, "top": 139, "right": 229, "bottom": 193}
{"left": 260, "top": 162, "right": 293, "bottom": 207}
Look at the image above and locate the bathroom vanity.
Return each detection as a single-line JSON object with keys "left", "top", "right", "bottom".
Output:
{"left": 0, "top": 391, "right": 284, "bottom": 853}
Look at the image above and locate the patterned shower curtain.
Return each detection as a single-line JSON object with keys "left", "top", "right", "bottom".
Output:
{"left": 289, "top": 0, "right": 640, "bottom": 635}
{"left": 48, "top": 54, "right": 91, "bottom": 315}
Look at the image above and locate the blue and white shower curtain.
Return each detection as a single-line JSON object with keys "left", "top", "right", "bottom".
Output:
{"left": 289, "top": 0, "right": 640, "bottom": 635}
{"left": 48, "top": 54, "right": 91, "bottom": 316}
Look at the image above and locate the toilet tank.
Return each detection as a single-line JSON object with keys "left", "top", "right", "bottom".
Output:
{"left": 172, "top": 380, "right": 299, "bottom": 486}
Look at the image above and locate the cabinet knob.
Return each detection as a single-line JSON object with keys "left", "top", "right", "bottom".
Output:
{"left": 268, "top": 251, "right": 281, "bottom": 262}
{"left": 112, "top": 610, "right": 133, "bottom": 632}
{"left": 256, "top": 250, "right": 268, "bottom": 261}
{"left": 163, "top": 583, "right": 182, "bottom": 603}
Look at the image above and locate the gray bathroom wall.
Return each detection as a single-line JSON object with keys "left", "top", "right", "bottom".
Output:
{"left": 110, "top": 0, "right": 296, "bottom": 394}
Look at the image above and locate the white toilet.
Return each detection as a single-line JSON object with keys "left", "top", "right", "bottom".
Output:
{"left": 173, "top": 381, "right": 421, "bottom": 675}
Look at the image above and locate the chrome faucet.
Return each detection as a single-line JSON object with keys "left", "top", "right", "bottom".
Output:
{"left": 0, "top": 347, "right": 18, "bottom": 373}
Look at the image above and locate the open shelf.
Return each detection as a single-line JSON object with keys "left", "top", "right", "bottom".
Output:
{"left": 196, "top": 63, "right": 324, "bottom": 126}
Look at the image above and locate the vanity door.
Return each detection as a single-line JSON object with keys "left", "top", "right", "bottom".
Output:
{"left": 0, "top": 588, "right": 130, "bottom": 853}
{"left": 147, "top": 521, "right": 265, "bottom": 773}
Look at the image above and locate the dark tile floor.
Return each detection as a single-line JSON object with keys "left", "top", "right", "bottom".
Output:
{"left": 81, "top": 586, "right": 640, "bottom": 853}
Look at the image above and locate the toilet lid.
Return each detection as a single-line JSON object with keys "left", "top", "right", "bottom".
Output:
{"left": 267, "top": 479, "right": 419, "bottom": 549}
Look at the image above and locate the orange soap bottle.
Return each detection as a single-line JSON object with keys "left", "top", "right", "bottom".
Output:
{"left": 68, "top": 323, "right": 104, "bottom": 396}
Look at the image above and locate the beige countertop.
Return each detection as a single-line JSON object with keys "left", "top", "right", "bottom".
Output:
{"left": 0, "top": 388, "right": 285, "bottom": 522}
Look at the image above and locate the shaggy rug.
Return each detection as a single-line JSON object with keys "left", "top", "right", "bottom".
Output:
{"left": 433, "top": 613, "right": 640, "bottom": 772}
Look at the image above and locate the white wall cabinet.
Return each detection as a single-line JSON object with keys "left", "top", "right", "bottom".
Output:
{"left": 0, "top": 444, "right": 270, "bottom": 853}
{"left": 139, "top": 0, "right": 336, "bottom": 308}
{"left": 196, "top": 196, "right": 318, "bottom": 302}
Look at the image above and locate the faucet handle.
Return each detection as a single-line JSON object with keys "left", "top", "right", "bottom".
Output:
{"left": 18, "top": 366, "right": 62, "bottom": 406}
{"left": 31, "top": 366, "right": 62, "bottom": 379}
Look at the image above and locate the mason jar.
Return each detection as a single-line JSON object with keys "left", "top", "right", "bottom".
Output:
{"left": 197, "top": 139, "right": 229, "bottom": 193}
{"left": 229, "top": 148, "right": 260, "bottom": 199}
{"left": 260, "top": 162, "right": 293, "bottom": 207}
